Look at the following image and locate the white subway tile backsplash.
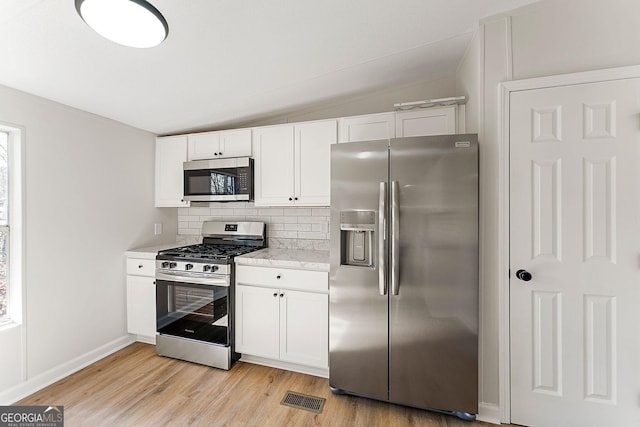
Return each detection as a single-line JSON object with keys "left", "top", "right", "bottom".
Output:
{"left": 178, "top": 204, "right": 331, "bottom": 248}
{"left": 312, "top": 208, "right": 330, "bottom": 216}
{"left": 179, "top": 228, "right": 200, "bottom": 235}
{"left": 258, "top": 208, "right": 284, "bottom": 216}
{"left": 233, "top": 208, "right": 258, "bottom": 216}
{"left": 311, "top": 223, "right": 328, "bottom": 232}
{"left": 298, "top": 231, "right": 328, "bottom": 240}
{"left": 297, "top": 216, "right": 327, "bottom": 224}
{"left": 187, "top": 207, "right": 211, "bottom": 216}
{"left": 269, "top": 230, "right": 298, "bottom": 239}
{"left": 285, "top": 223, "right": 312, "bottom": 232}
{"left": 283, "top": 208, "right": 312, "bottom": 216}
{"left": 275, "top": 216, "right": 298, "bottom": 224}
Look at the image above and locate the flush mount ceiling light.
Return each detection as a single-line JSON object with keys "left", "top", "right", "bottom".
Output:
{"left": 75, "top": 0, "right": 168, "bottom": 48}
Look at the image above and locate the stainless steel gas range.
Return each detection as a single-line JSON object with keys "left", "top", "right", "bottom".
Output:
{"left": 155, "top": 221, "right": 266, "bottom": 369}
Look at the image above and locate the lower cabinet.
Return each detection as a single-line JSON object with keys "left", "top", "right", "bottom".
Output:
{"left": 235, "top": 265, "right": 328, "bottom": 372}
{"left": 126, "top": 256, "right": 156, "bottom": 343}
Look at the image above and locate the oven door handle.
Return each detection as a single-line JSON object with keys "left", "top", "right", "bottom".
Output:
{"left": 155, "top": 271, "right": 230, "bottom": 286}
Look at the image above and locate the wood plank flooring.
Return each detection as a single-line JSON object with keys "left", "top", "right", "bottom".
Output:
{"left": 18, "top": 343, "right": 501, "bottom": 427}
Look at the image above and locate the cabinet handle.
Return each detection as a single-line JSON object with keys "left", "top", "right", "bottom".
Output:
{"left": 279, "top": 293, "right": 284, "bottom": 298}
{"left": 153, "top": 281, "right": 156, "bottom": 285}
{"left": 276, "top": 274, "right": 281, "bottom": 279}
{"left": 273, "top": 292, "right": 278, "bottom": 297}
{"left": 219, "top": 152, "right": 223, "bottom": 156}
{"left": 294, "top": 197, "right": 298, "bottom": 201}
{"left": 138, "top": 264, "right": 143, "bottom": 269}
{"left": 288, "top": 197, "right": 293, "bottom": 201}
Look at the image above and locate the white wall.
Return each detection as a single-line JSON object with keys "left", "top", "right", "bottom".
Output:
{"left": 0, "top": 84, "right": 177, "bottom": 403}
{"left": 455, "top": 30, "right": 480, "bottom": 134}
{"left": 478, "top": 0, "right": 640, "bottom": 419}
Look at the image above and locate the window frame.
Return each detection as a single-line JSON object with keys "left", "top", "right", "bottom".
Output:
{"left": 0, "top": 124, "right": 23, "bottom": 327}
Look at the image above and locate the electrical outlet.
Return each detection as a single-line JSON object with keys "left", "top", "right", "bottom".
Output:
{"left": 154, "top": 223, "right": 163, "bottom": 235}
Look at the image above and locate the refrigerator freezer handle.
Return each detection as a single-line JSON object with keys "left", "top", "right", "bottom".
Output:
{"left": 378, "top": 182, "right": 387, "bottom": 296}
{"left": 391, "top": 181, "right": 400, "bottom": 295}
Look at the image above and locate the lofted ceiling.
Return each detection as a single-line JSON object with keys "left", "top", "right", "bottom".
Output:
{"left": 0, "top": 0, "right": 537, "bottom": 135}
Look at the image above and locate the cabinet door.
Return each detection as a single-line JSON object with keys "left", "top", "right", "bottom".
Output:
{"left": 126, "top": 275, "right": 156, "bottom": 338}
{"left": 339, "top": 112, "right": 395, "bottom": 143}
{"left": 219, "top": 129, "right": 252, "bottom": 158}
{"left": 395, "top": 105, "right": 457, "bottom": 137}
{"left": 187, "top": 131, "right": 220, "bottom": 160}
{"left": 279, "top": 290, "right": 328, "bottom": 368}
{"left": 295, "top": 120, "right": 336, "bottom": 206}
{"left": 235, "top": 284, "right": 280, "bottom": 359}
{"left": 155, "top": 135, "right": 189, "bottom": 207}
{"left": 253, "top": 125, "right": 295, "bottom": 206}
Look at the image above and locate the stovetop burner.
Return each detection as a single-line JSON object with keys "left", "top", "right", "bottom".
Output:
{"left": 159, "top": 243, "right": 259, "bottom": 260}
{"left": 157, "top": 221, "right": 266, "bottom": 266}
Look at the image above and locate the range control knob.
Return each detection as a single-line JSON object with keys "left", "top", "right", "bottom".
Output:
{"left": 203, "top": 265, "right": 211, "bottom": 272}
{"left": 161, "top": 261, "right": 170, "bottom": 268}
{"left": 169, "top": 262, "right": 177, "bottom": 269}
{"left": 211, "top": 265, "right": 219, "bottom": 272}
{"left": 185, "top": 263, "right": 193, "bottom": 270}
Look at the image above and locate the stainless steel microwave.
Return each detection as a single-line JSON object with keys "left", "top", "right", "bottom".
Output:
{"left": 183, "top": 157, "right": 254, "bottom": 202}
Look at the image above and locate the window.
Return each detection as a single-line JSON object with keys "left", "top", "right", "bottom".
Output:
{"left": 0, "top": 131, "right": 7, "bottom": 322}
{"left": 0, "top": 125, "right": 20, "bottom": 326}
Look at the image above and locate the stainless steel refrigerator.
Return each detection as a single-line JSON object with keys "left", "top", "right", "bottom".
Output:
{"left": 329, "top": 134, "right": 478, "bottom": 420}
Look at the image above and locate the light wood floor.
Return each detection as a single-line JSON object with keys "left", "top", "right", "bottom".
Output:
{"left": 18, "top": 342, "right": 502, "bottom": 427}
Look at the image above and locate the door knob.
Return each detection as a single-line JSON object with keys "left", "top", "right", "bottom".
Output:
{"left": 515, "top": 269, "right": 532, "bottom": 281}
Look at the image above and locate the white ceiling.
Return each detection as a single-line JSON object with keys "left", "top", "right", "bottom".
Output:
{"left": 0, "top": 0, "right": 537, "bottom": 135}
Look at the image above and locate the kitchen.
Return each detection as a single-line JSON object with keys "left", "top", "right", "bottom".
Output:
{"left": 1, "top": 1, "right": 640, "bottom": 426}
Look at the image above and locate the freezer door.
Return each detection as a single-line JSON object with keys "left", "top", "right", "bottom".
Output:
{"left": 388, "top": 135, "right": 478, "bottom": 414}
{"left": 329, "top": 139, "right": 389, "bottom": 401}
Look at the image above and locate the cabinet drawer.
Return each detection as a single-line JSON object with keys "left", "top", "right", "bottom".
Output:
{"left": 236, "top": 265, "right": 328, "bottom": 293}
{"left": 126, "top": 258, "right": 156, "bottom": 277}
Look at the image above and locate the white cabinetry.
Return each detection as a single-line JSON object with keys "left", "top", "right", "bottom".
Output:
{"left": 253, "top": 120, "right": 336, "bottom": 206}
{"left": 187, "top": 129, "right": 252, "bottom": 160}
{"left": 395, "top": 105, "right": 459, "bottom": 137}
{"left": 235, "top": 265, "right": 329, "bottom": 375}
{"left": 126, "top": 257, "right": 156, "bottom": 343}
{"left": 338, "top": 112, "right": 395, "bottom": 142}
{"left": 155, "top": 135, "right": 189, "bottom": 207}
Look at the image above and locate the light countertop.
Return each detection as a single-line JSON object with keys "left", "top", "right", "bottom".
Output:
{"left": 125, "top": 243, "right": 180, "bottom": 259}
{"left": 235, "top": 248, "right": 330, "bottom": 272}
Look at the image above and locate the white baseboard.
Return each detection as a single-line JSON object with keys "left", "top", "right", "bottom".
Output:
{"left": 0, "top": 335, "right": 135, "bottom": 405}
{"left": 477, "top": 402, "right": 501, "bottom": 425}
{"left": 135, "top": 334, "right": 156, "bottom": 345}
{"left": 239, "top": 355, "right": 329, "bottom": 378}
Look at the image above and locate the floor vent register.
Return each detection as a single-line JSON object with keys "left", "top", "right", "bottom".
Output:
{"left": 280, "top": 391, "right": 326, "bottom": 414}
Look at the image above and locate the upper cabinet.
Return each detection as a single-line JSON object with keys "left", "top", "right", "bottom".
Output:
{"left": 187, "top": 128, "right": 252, "bottom": 160}
{"left": 155, "top": 135, "right": 189, "bottom": 207}
{"left": 395, "top": 105, "right": 460, "bottom": 137}
{"left": 154, "top": 100, "right": 465, "bottom": 209}
{"left": 338, "top": 112, "right": 395, "bottom": 143}
{"left": 253, "top": 125, "right": 295, "bottom": 206}
{"left": 253, "top": 120, "right": 337, "bottom": 206}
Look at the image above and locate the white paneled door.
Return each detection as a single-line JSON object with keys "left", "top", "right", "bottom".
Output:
{"left": 509, "top": 78, "right": 640, "bottom": 426}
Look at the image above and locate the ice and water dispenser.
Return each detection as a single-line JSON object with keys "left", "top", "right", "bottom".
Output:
{"left": 339, "top": 210, "right": 376, "bottom": 267}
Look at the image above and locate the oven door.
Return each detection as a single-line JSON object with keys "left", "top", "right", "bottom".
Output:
{"left": 156, "top": 272, "right": 231, "bottom": 346}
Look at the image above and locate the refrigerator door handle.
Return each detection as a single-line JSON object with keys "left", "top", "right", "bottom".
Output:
{"left": 391, "top": 180, "right": 400, "bottom": 295}
{"left": 378, "top": 182, "right": 387, "bottom": 296}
